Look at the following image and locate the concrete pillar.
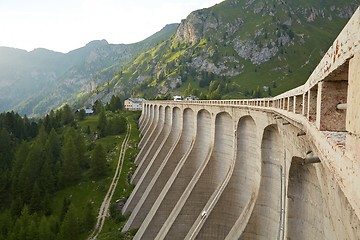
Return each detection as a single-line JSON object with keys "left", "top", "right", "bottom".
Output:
{"left": 123, "top": 107, "right": 176, "bottom": 226}
{"left": 164, "top": 112, "right": 234, "bottom": 239}
{"left": 316, "top": 80, "right": 348, "bottom": 131}
{"left": 196, "top": 116, "right": 259, "bottom": 239}
{"left": 134, "top": 106, "right": 164, "bottom": 170}
{"left": 138, "top": 105, "right": 156, "bottom": 148}
{"left": 139, "top": 104, "right": 149, "bottom": 131}
{"left": 139, "top": 109, "right": 212, "bottom": 239}
{"left": 133, "top": 108, "right": 193, "bottom": 239}
{"left": 295, "top": 95, "right": 302, "bottom": 114}
{"left": 302, "top": 92, "right": 308, "bottom": 116}
{"left": 308, "top": 87, "right": 317, "bottom": 122}
{"left": 346, "top": 52, "right": 360, "bottom": 159}
{"left": 139, "top": 104, "right": 146, "bottom": 131}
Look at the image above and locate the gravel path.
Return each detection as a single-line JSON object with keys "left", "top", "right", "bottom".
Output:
{"left": 88, "top": 122, "right": 131, "bottom": 240}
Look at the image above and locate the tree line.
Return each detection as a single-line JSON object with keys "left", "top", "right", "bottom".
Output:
{"left": 0, "top": 96, "right": 126, "bottom": 240}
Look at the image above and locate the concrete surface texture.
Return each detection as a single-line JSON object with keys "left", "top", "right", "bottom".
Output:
{"left": 123, "top": 7, "right": 360, "bottom": 240}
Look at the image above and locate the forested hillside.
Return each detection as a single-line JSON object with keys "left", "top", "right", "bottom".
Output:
{"left": 0, "top": 99, "right": 139, "bottom": 240}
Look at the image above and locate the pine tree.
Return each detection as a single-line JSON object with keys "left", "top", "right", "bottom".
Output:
{"left": 93, "top": 100, "right": 104, "bottom": 114}
{"left": 59, "top": 205, "right": 80, "bottom": 240}
{"left": 10, "top": 197, "right": 23, "bottom": 218}
{"left": 61, "top": 104, "right": 75, "bottom": 126}
{"left": 59, "top": 135, "right": 80, "bottom": 187}
{"left": 82, "top": 202, "right": 95, "bottom": 232}
{"left": 12, "top": 142, "right": 30, "bottom": 194}
{"left": 38, "top": 159, "right": 55, "bottom": 194}
{"left": 36, "top": 126, "right": 48, "bottom": 145}
{"left": 59, "top": 197, "right": 71, "bottom": 222}
{"left": 97, "top": 110, "right": 107, "bottom": 137}
{"left": 0, "top": 129, "right": 13, "bottom": 169}
{"left": 107, "top": 95, "right": 122, "bottom": 112}
{"left": 45, "top": 129, "right": 61, "bottom": 165}
{"left": 10, "top": 206, "right": 32, "bottom": 240}
{"left": 78, "top": 109, "right": 86, "bottom": 120}
{"left": 74, "top": 132, "right": 88, "bottom": 169}
{"left": 0, "top": 169, "right": 10, "bottom": 209}
{"left": 110, "top": 116, "right": 126, "bottom": 135}
{"left": 0, "top": 211, "right": 12, "bottom": 239}
{"left": 29, "top": 182, "right": 41, "bottom": 213}
{"left": 27, "top": 219, "right": 39, "bottom": 240}
{"left": 18, "top": 142, "right": 44, "bottom": 204}
{"left": 39, "top": 216, "right": 55, "bottom": 240}
{"left": 90, "top": 143, "right": 106, "bottom": 179}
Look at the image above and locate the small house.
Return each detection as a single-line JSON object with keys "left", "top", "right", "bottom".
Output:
{"left": 124, "top": 98, "right": 145, "bottom": 111}
{"left": 75, "top": 108, "right": 94, "bottom": 115}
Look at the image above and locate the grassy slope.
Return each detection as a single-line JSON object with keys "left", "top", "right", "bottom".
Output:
{"left": 50, "top": 110, "right": 141, "bottom": 240}
{"left": 96, "top": 112, "right": 141, "bottom": 240}
{"left": 90, "top": 0, "right": 355, "bottom": 101}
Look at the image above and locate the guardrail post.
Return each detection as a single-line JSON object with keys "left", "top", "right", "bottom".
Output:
{"left": 295, "top": 95, "right": 302, "bottom": 114}
{"left": 302, "top": 92, "right": 308, "bottom": 116}
{"left": 346, "top": 52, "right": 360, "bottom": 159}
{"left": 308, "top": 87, "right": 317, "bottom": 122}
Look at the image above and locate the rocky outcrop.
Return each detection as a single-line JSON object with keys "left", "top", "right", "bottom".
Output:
{"left": 175, "top": 10, "right": 221, "bottom": 44}
{"left": 234, "top": 39, "right": 279, "bottom": 65}
{"left": 85, "top": 0, "right": 360, "bottom": 103}
{"left": 190, "top": 54, "right": 242, "bottom": 76}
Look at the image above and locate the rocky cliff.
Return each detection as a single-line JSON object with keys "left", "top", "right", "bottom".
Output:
{"left": 90, "top": 0, "right": 359, "bottom": 101}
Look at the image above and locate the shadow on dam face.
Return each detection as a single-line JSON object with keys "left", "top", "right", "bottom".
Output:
{"left": 136, "top": 107, "right": 197, "bottom": 239}
{"left": 240, "top": 124, "right": 284, "bottom": 240}
{"left": 132, "top": 106, "right": 171, "bottom": 184}
{"left": 139, "top": 104, "right": 149, "bottom": 132}
{"left": 138, "top": 104, "right": 157, "bottom": 149}
{"left": 123, "top": 107, "right": 183, "bottom": 230}
{"left": 165, "top": 112, "right": 234, "bottom": 239}
{"left": 124, "top": 106, "right": 173, "bottom": 217}
{"left": 286, "top": 157, "right": 327, "bottom": 239}
{"left": 197, "top": 115, "right": 260, "bottom": 239}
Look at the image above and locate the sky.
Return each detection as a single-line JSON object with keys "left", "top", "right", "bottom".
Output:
{"left": 0, "top": 0, "right": 223, "bottom": 53}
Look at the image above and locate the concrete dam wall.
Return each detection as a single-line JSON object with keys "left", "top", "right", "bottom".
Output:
{"left": 122, "top": 8, "right": 360, "bottom": 240}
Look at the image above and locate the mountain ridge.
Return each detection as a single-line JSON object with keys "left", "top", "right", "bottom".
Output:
{"left": 1, "top": 0, "right": 360, "bottom": 116}
{"left": 0, "top": 23, "right": 179, "bottom": 116}
{"left": 85, "top": 0, "right": 359, "bottom": 103}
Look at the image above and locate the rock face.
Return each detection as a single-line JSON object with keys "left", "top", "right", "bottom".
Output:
{"left": 81, "top": 0, "right": 360, "bottom": 103}
{"left": 234, "top": 39, "right": 279, "bottom": 65}
{"left": 151, "top": 0, "right": 359, "bottom": 95}
{"left": 175, "top": 10, "right": 220, "bottom": 44}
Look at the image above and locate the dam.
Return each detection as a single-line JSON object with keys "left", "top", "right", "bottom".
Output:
{"left": 122, "top": 8, "right": 360, "bottom": 239}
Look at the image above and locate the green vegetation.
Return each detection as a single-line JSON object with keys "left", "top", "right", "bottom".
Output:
{"left": 87, "top": 0, "right": 355, "bottom": 103}
{"left": 0, "top": 103, "right": 141, "bottom": 240}
{"left": 94, "top": 114, "right": 141, "bottom": 240}
{"left": 0, "top": 24, "right": 178, "bottom": 117}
